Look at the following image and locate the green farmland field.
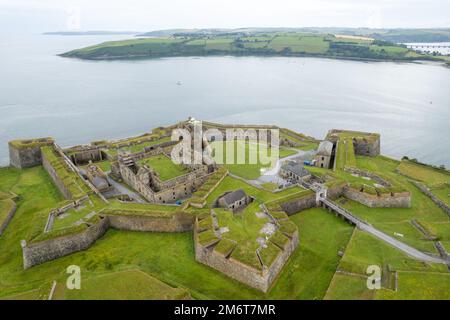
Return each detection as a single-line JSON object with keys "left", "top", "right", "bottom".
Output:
{"left": 62, "top": 32, "right": 432, "bottom": 63}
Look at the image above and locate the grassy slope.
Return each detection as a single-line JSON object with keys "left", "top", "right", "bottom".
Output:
{"left": 337, "top": 156, "right": 450, "bottom": 254}
{"left": 268, "top": 208, "right": 354, "bottom": 299}
{"left": 324, "top": 273, "right": 375, "bottom": 300}
{"left": 53, "top": 269, "right": 189, "bottom": 300}
{"left": 376, "top": 271, "right": 450, "bottom": 300}
{"left": 430, "top": 185, "right": 450, "bottom": 206}
{"left": 325, "top": 229, "right": 449, "bottom": 300}
{"left": 0, "top": 199, "right": 14, "bottom": 226}
{"left": 397, "top": 160, "right": 450, "bottom": 186}
{"left": 62, "top": 33, "right": 426, "bottom": 62}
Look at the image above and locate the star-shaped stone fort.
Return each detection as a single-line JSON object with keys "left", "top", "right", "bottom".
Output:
{"left": 7, "top": 119, "right": 441, "bottom": 293}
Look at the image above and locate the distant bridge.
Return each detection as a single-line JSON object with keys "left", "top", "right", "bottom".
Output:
{"left": 406, "top": 44, "right": 450, "bottom": 49}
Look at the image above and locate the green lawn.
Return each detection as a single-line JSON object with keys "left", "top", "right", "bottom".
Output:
{"left": 338, "top": 230, "right": 448, "bottom": 275}
{"left": 376, "top": 271, "right": 450, "bottom": 300}
{"left": 138, "top": 154, "right": 190, "bottom": 181}
{"left": 430, "top": 185, "right": 450, "bottom": 206}
{"left": 268, "top": 208, "right": 354, "bottom": 299}
{"left": 210, "top": 140, "right": 297, "bottom": 180}
{"left": 0, "top": 198, "right": 15, "bottom": 227}
{"left": 330, "top": 229, "right": 449, "bottom": 300}
{"left": 397, "top": 160, "right": 450, "bottom": 186}
{"left": 0, "top": 289, "right": 41, "bottom": 300}
{"left": 53, "top": 269, "right": 190, "bottom": 300}
{"left": 324, "top": 273, "right": 375, "bottom": 300}
{"left": 269, "top": 34, "right": 329, "bottom": 54}
{"left": 261, "top": 182, "right": 278, "bottom": 191}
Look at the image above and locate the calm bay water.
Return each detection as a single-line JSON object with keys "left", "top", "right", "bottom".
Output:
{"left": 0, "top": 35, "right": 449, "bottom": 167}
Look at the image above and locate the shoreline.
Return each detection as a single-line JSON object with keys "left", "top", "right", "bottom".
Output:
{"left": 59, "top": 51, "right": 447, "bottom": 66}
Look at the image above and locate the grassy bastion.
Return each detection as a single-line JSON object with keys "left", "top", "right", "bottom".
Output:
{"left": 8, "top": 138, "right": 54, "bottom": 169}
{"left": 21, "top": 204, "right": 196, "bottom": 269}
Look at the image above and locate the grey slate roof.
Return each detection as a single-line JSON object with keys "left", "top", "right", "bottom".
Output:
{"left": 221, "top": 189, "right": 247, "bottom": 206}
{"left": 92, "top": 176, "right": 109, "bottom": 190}
{"left": 281, "top": 161, "right": 310, "bottom": 177}
{"left": 317, "top": 141, "right": 333, "bottom": 156}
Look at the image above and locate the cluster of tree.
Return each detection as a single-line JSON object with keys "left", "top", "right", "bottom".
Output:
{"left": 328, "top": 42, "right": 390, "bottom": 59}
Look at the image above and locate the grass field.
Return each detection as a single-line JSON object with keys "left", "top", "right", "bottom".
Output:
{"left": 376, "top": 271, "right": 450, "bottom": 300}
{"left": 268, "top": 208, "right": 354, "bottom": 299}
{"left": 53, "top": 269, "right": 190, "bottom": 300}
{"left": 0, "top": 198, "right": 15, "bottom": 227}
{"left": 138, "top": 154, "right": 190, "bottom": 181}
{"left": 396, "top": 160, "right": 450, "bottom": 186}
{"left": 210, "top": 140, "right": 297, "bottom": 180}
{"left": 269, "top": 34, "right": 329, "bottom": 53}
{"left": 338, "top": 230, "right": 448, "bottom": 275}
{"left": 325, "top": 229, "right": 450, "bottom": 299}
{"left": 324, "top": 273, "right": 375, "bottom": 300}
{"left": 430, "top": 185, "right": 450, "bottom": 206}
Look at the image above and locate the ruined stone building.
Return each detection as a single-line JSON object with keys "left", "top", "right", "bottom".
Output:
{"left": 315, "top": 141, "right": 334, "bottom": 168}
{"left": 280, "top": 161, "right": 311, "bottom": 183}
{"left": 216, "top": 189, "right": 252, "bottom": 212}
{"left": 116, "top": 151, "right": 211, "bottom": 204}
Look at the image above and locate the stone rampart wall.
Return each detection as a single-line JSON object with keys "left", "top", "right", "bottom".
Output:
{"left": 22, "top": 212, "right": 195, "bottom": 269}
{"left": 108, "top": 212, "right": 194, "bottom": 232}
{"left": 9, "top": 144, "right": 43, "bottom": 169}
{"left": 22, "top": 217, "right": 110, "bottom": 269}
{"left": 343, "top": 187, "right": 411, "bottom": 208}
{"left": 42, "top": 151, "right": 73, "bottom": 200}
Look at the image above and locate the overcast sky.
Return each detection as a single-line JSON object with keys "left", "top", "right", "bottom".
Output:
{"left": 1, "top": 0, "right": 449, "bottom": 34}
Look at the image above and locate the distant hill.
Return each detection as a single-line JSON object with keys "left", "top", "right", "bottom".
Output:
{"left": 61, "top": 32, "right": 434, "bottom": 62}
{"left": 137, "top": 27, "right": 450, "bottom": 43}
{"left": 44, "top": 31, "right": 139, "bottom": 36}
